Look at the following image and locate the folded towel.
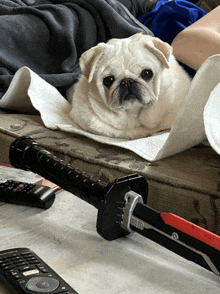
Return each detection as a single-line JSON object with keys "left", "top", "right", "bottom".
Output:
{"left": 1, "top": 54, "right": 220, "bottom": 161}
{"left": 204, "top": 82, "right": 220, "bottom": 156}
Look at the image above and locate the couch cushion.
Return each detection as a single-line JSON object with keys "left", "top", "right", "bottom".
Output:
{"left": 0, "top": 112, "right": 220, "bottom": 235}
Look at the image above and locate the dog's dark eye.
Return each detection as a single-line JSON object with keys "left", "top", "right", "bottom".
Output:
{"left": 141, "top": 69, "right": 153, "bottom": 81}
{"left": 103, "top": 76, "right": 115, "bottom": 87}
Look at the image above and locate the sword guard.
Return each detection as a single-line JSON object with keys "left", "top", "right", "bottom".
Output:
{"left": 121, "top": 191, "right": 144, "bottom": 233}
{"left": 96, "top": 174, "right": 148, "bottom": 241}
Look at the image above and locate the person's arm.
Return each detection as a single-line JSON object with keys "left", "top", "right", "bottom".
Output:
{"left": 171, "top": 6, "right": 220, "bottom": 71}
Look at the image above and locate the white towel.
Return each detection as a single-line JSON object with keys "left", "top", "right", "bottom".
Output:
{"left": 1, "top": 55, "right": 220, "bottom": 161}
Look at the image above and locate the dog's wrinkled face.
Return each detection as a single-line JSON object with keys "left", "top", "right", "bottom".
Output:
{"left": 101, "top": 51, "right": 155, "bottom": 109}
{"left": 79, "top": 33, "right": 172, "bottom": 112}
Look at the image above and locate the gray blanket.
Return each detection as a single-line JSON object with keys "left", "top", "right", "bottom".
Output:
{"left": 0, "top": 0, "right": 154, "bottom": 98}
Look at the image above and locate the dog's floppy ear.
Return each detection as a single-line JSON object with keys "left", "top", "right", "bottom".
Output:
{"left": 139, "top": 34, "right": 172, "bottom": 69}
{"left": 79, "top": 43, "right": 106, "bottom": 83}
{"left": 149, "top": 37, "right": 172, "bottom": 68}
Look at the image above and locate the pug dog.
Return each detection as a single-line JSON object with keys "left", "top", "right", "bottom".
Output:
{"left": 67, "top": 33, "right": 191, "bottom": 139}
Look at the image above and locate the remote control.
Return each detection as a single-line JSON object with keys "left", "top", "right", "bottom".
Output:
{"left": 0, "top": 180, "right": 56, "bottom": 209}
{"left": 0, "top": 248, "right": 78, "bottom": 294}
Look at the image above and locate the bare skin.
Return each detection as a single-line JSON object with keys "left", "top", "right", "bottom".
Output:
{"left": 171, "top": 6, "right": 220, "bottom": 71}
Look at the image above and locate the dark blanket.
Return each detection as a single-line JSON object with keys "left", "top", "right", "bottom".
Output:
{"left": 0, "top": 0, "right": 154, "bottom": 98}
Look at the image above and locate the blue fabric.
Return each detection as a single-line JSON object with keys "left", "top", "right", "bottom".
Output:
{"left": 138, "top": 0, "right": 207, "bottom": 76}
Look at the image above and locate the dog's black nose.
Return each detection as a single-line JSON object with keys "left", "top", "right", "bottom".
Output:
{"left": 119, "top": 78, "right": 142, "bottom": 105}
{"left": 120, "top": 78, "right": 135, "bottom": 88}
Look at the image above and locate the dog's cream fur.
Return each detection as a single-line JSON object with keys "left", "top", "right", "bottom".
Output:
{"left": 67, "top": 33, "right": 191, "bottom": 139}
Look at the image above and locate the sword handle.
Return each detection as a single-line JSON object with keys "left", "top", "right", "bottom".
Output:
{"left": 9, "top": 136, "right": 108, "bottom": 208}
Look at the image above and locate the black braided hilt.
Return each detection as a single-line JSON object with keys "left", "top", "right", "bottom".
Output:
{"left": 9, "top": 137, "right": 148, "bottom": 240}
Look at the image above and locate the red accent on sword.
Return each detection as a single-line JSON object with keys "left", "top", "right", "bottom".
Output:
{"left": 161, "top": 213, "right": 220, "bottom": 251}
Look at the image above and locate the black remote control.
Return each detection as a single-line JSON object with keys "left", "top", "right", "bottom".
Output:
{"left": 0, "top": 248, "right": 78, "bottom": 294}
{"left": 0, "top": 180, "right": 56, "bottom": 209}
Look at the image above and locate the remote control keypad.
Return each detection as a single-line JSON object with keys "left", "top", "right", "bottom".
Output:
{"left": 0, "top": 249, "right": 70, "bottom": 293}
{"left": 0, "top": 180, "right": 35, "bottom": 193}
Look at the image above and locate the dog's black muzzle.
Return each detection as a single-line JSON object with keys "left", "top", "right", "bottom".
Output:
{"left": 119, "top": 78, "right": 142, "bottom": 104}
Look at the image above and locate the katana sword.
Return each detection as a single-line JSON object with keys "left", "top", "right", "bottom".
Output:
{"left": 9, "top": 136, "right": 220, "bottom": 276}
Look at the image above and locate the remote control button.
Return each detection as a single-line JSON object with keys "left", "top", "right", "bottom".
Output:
{"left": 23, "top": 269, "right": 39, "bottom": 276}
{"left": 29, "top": 260, "right": 41, "bottom": 264}
{"left": 9, "top": 270, "right": 18, "bottom": 275}
{"left": 53, "top": 285, "right": 69, "bottom": 293}
{"left": 0, "top": 262, "right": 12, "bottom": 267}
{"left": 0, "top": 259, "right": 8, "bottom": 264}
{"left": 26, "top": 277, "right": 59, "bottom": 292}
{"left": 8, "top": 253, "right": 19, "bottom": 258}
{"left": 9, "top": 270, "right": 23, "bottom": 280}
{"left": 15, "top": 262, "right": 27, "bottom": 267}
{"left": 21, "top": 253, "right": 33, "bottom": 258}
{"left": 6, "top": 187, "right": 13, "bottom": 191}
{"left": 26, "top": 257, "right": 37, "bottom": 261}
{"left": 18, "top": 265, "right": 34, "bottom": 272}
{"left": 2, "top": 264, "right": 16, "bottom": 271}
{"left": 11, "top": 256, "right": 22, "bottom": 261}
{"left": 13, "top": 259, "right": 24, "bottom": 263}
{"left": 36, "top": 281, "right": 51, "bottom": 288}
{"left": 37, "top": 265, "right": 48, "bottom": 273}
{"left": 14, "top": 274, "right": 23, "bottom": 280}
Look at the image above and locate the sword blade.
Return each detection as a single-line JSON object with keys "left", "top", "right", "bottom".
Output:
{"left": 122, "top": 191, "right": 220, "bottom": 276}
